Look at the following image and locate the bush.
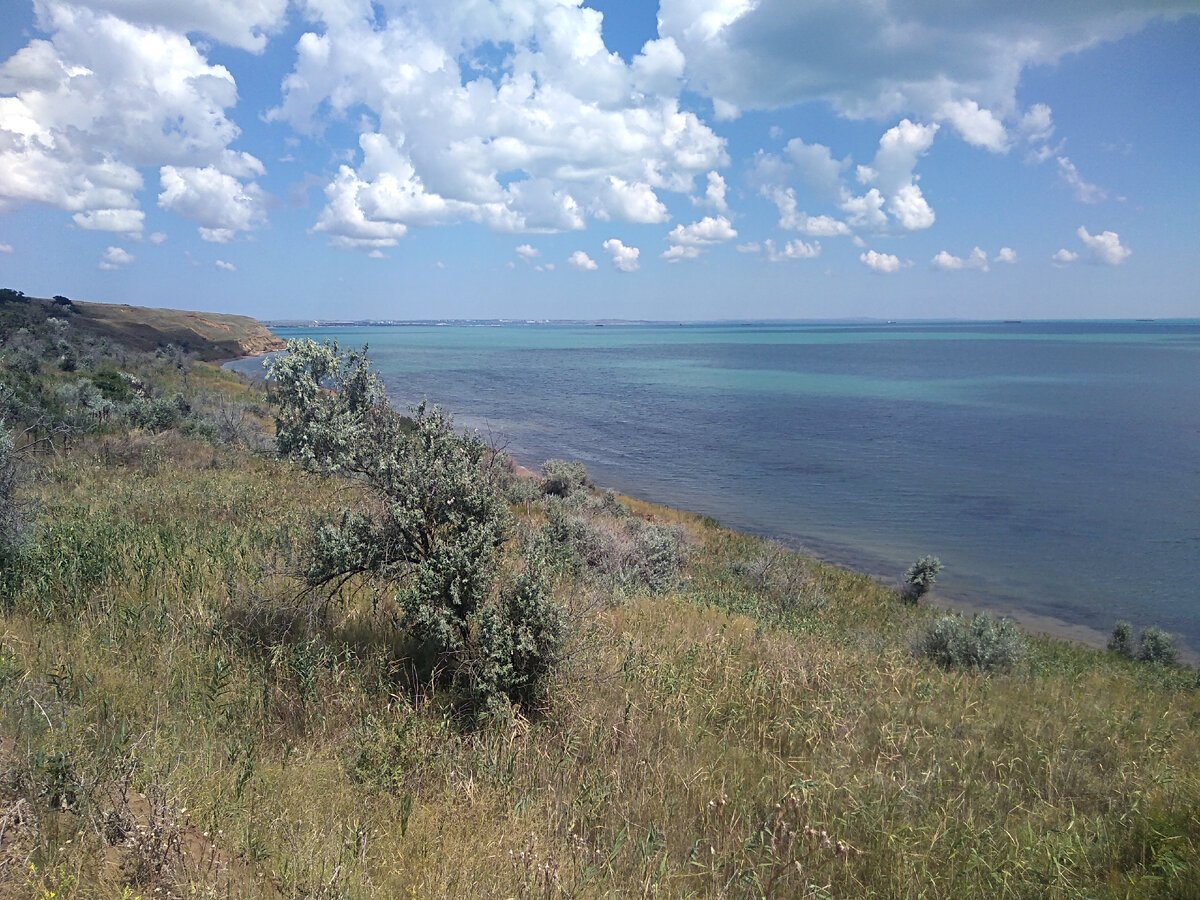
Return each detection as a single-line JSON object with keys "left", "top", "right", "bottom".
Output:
{"left": 189, "top": 397, "right": 270, "bottom": 449}
{"left": 538, "top": 502, "right": 684, "bottom": 593}
{"left": 267, "top": 340, "right": 389, "bottom": 474}
{"left": 1136, "top": 627, "right": 1178, "bottom": 666}
{"left": 57, "top": 343, "right": 77, "bottom": 372}
{"left": 540, "top": 459, "right": 590, "bottom": 498}
{"left": 730, "top": 542, "right": 825, "bottom": 616}
{"left": 1107, "top": 621, "right": 1136, "bottom": 658}
{"left": 269, "top": 340, "right": 511, "bottom": 660}
{"left": 540, "top": 503, "right": 614, "bottom": 577}
{"left": 129, "top": 394, "right": 187, "bottom": 432}
{"left": 473, "top": 547, "right": 566, "bottom": 713}
{"left": 634, "top": 523, "right": 685, "bottom": 592}
{"left": 920, "top": 613, "right": 1027, "bottom": 672}
{"left": 91, "top": 368, "right": 133, "bottom": 403}
{"left": 585, "top": 489, "right": 628, "bottom": 518}
{"left": 1107, "top": 621, "right": 1179, "bottom": 666}
{"left": 904, "top": 555, "right": 943, "bottom": 601}
{"left": 54, "top": 380, "right": 115, "bottom": 429}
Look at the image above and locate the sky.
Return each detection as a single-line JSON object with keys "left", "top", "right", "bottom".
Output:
{"left": 0, "top": 0, "right": 1197, "bottom": 321}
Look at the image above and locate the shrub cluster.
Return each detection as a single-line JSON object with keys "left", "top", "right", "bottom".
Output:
{"left": 920, "top": 612, "right": 1027, "bottom": 673}
{"left": 1108, "top": 621, "right": 1179, "bottom": 666}
{"left": 268, "top": 339, "right": 566, "bottom": 714}
{"left": 1, "top": 301, "right": 266, "bottom": 452}
{"left": 539, "top": 498, "right": 685, "bottom": 593}
{"left": 540, "top": 458, "right": 591, "bottom": 498}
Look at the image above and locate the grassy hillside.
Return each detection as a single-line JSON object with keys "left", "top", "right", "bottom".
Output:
{"left": 1, "top": 309, "right": 1197, "bottom": 898}
{"left": 1, "top": 289, "right": 284, "bottom": 361}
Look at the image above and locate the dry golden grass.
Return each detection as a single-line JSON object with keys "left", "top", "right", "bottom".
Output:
{"left": 0, "top": 368, "right": 1197, "bottom": 897}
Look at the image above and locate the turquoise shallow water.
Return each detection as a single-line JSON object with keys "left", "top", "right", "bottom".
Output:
{"left": 232, "top": 320, "right": 1200, "bottom": 651}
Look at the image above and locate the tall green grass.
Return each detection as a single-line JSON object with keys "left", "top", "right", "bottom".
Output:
{"left": 0, "top": 362, "right": 1196, "bottom": 898}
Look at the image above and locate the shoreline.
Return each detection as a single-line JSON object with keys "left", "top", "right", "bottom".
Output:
{"left": 492, "top": 446, "right": 1199, "bottom": 664}
{"left": 212, "top": 349, "right": 274, "bottom": 369}
{"left": 217, "top": 353, "right": 1195, "bottom": 666}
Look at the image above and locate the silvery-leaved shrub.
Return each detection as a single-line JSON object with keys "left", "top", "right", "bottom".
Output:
{"left": 904, "top": 555, "right": 943, "bottom": 602}
{"left": 634, "top": 524, "right": 686, "bottom": 593}
{"left": 1107, "top": 621, "right": 1179, "bottom": 666}
{"left": 540, "top": 459, "right": 591, "bottom": 498}
{"left": 920, "top": 612, "right": 1027, "bottom": 673}
{"left": 1135, "top": 627, "right": 1178, "bottom": 666}
{"left": 473, "top": 547, "right": 565, "bottom": 713}
{"left": 267, "top": 340, "right": 389, "bottom": 475}
{"left": 268, "top": 340, "right": 514, "bottom": 660}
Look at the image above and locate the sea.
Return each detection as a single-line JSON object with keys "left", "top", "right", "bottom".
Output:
{"left": 228, "top": 320, "right": 1200, "bottom": 654}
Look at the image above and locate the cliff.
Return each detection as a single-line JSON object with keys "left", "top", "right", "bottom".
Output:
{"left": 70, "top": 299, "right": 286, "bottom": 360}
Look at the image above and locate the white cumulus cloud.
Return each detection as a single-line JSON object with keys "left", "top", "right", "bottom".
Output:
{"left": 938, "top": 100, "right": 1008, "bottom": 153}
{"left": 67, "top": 0, "right": 288, "bottom": 53}
{"left": 269, "top": 1, "right": 727, "bottom": 246}
{"left": 840, "top": 188, "right": 888, "bottom": 231}
{"left": 98, "top": 245, "right": 133, "bottom": 269}
{"left": 871, "top": 120, "right": 939, "bottom": 230}
{"left": 764, "top": 238, "right": 820, "bottom": 262}
{"left": 0, "top": 243, "right": 12, "bottom": 254}
{"left": 602, "top": 238, "right": 640, "bottom": 272}
{"left": 215, "top": 259, "right": 236, "bottom": 271}
{"left": 657, "top": 0, "right": 1192, "bottom": 126}
{"left": 0, "top": 2, "right": 264, "bottom": 236}
{"left": 887, "top": 183, "right": 936, "bottom": 231}
{"left": 1052, "top": 248, "right": 1079, "bottom": 266}
{"left": 1077, "top": 226, "right": 1131, "bottom": 265}
{"left": 72, "top": 208, "right": 145, "bottom": 235}
{"left": 932, "top": 247, "right": 989, "bottom": 272}
{"left": 763, "top": 119, "right": 938, "bottom": 235}
{"left": 662, "top": 244, "right": 700, "bottom": 262}
{"left": 158, "top": 165, "right": 267, "bottom": 242}
{"left": 994, "top": 247, "right": 1017, "bottom": 264}
{"left": 568, "top": 250, "right": 597, "bottom": 271}
{"left": 860, "top": 249, "right": 905, "bottom": 274}
{"left": 663, "top": 214, "right": 737, "bottom": 261}
{"left": 515, "top": 244, "right": 539, "bottom": 260}
{"left": 667, "top": 215, "right": 737, "bottom": 246}
{"left": 767, "top": 187, "right": 850, "bottom": 235}
{"left": 596, "top": 177, "right": 669, "bottom": 224}
{"left": 1018, "top": 104, "right": 1055, "bottom": 145}
{"left": 697, "top": 170, "right": 729, "bottom": 212}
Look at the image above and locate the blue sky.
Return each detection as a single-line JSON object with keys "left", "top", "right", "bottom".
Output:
{"left": 0, "top": 0, "right": 1197, "bottom": 321}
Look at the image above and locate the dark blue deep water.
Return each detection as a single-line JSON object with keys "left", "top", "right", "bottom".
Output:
{"left": 232, "top": 321, "right": 1200, "bottom": 652}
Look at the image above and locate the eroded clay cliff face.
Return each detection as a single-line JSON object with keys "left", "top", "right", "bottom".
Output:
{"left": 232, "top": 327, "right": 288, "bottom": 357}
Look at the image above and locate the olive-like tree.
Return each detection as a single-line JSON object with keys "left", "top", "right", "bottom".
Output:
{"left": 268, "top": 340, "right": 514, "bottom": 657}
